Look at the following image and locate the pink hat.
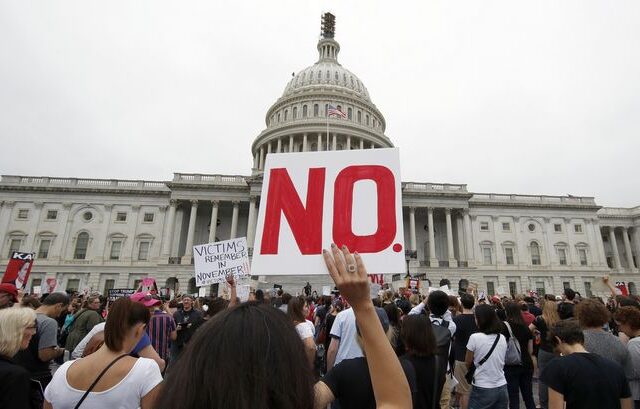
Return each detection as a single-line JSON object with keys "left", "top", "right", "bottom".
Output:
{"left": 130, "top": 292, "right": 161, "bottom": 308}
{"left": 0, "top": 283, "right": 18, "bottom": 302}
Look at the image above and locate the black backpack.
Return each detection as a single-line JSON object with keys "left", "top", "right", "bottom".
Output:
{"left": 430, "top": 317, "right": 452, "bottom": 408}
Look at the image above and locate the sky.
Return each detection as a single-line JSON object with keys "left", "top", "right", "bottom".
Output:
{"left": 0, "top": 1, "right": 638, "bottom": 207}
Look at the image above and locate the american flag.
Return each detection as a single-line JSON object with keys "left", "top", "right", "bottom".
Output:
{"left": 327, "top": 104, "right": 347, "bottom": 119}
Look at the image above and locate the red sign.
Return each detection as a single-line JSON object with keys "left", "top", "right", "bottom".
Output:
{"left": 2, "top": 252, "right": 35, "bottom": 290}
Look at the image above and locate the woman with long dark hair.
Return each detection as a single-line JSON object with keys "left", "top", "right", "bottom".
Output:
{"left": 288, "top": 295, "right": 317, "bottom": 368}
{"left": 465, "top": 304, "right": 508, "bottom": 409}
{"left": 400, "top": 314, "right": 438, "bottom": 409}
{"left": 501, "top": 301, "right": 535, "bottom": 409}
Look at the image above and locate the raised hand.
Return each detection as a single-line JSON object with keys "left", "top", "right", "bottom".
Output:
{"left": 322, "top": 243, "right": 370, "bottom": 310}
{"left": 226, "top": 274, "right": 236, "bottom": 288}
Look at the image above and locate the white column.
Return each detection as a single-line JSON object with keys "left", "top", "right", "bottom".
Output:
{"left": 332, "top": 133, "right": 337, "bottom": 150}
{"left": 267, "top": 141, "right": 272, "bottom": 154}
{"left": 542, "top": 217, "right": 553, "bottom": 266}
{"left": 230, "top": 201, "right": 239, "bottom": 239}
{"left": 246, "top": 197, "right": 258, "bottom": 248}
{"left": 289, "top": 135, "right": 294, "bottom": 153}
{"left": 360, "top": 139, "right": 364, "bottom": 149}
{"left": 445, "top": 208, "right": 457, "bottom": 267}
{"left": 463, "top": 210, "right": 474, "bottom": 266}
{"left": 346, "top": 135, "right": 351, "bottom": 150}
{"left": 162, "top": 200, "right": 177, "bottom": 257}
{"left": 409, "top": 207, "right": 417, "bottom": 252}
{"left": 208, "top": 201, "right": 219, "bottom": 243}
{"left": 584, "top": 219, "right": 600, "bottom": 266}
{"left": 252, "top": 152, "right": 258, "bottom": 169}
{"left": 303, "top": 134, "right": 308, "bottom": 152}
{"left": 593, "top": 220, "right": 607, "bottom": 267}
{"left": 259, "top": 147, "right": 265, "bottom": 170}
{"left": 182, "top": 200, "right": 199, "bottom": 262}
{"left": 25, "top": 202, "right": 44, "bottom": 251}
{"left": 370, "top": 142, "right": 375, "bottom": 149}
{"left": 428, "top": 207, "right": 438, "bottom": 267}
{"left": 276, "top": 138, "right": 282, "bottom": 153}
{"left": 317, "top": 133, "right": 322, "bottom": 151}
{"left": 609, "top": 227, "right": 622, "bottom": 270}
{"left": 622, "top": 227, "right": 635, "bottom": 270}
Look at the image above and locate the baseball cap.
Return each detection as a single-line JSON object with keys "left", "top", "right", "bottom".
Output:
{"left": 356, "top": 306, "right": 390, "bottom": 335}
{"left": 0, "top": 283, "right": 18, "bottom": 302}
{"left": 130, "top": 292, "right": 161, "bottom": 308}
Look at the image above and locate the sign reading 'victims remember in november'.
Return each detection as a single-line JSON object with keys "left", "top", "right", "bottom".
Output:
{"left": 193, "top": 237, "right": 250, "bottom": 287}
{"left": 252, "top": 148, "right": 405, "bottom": 276}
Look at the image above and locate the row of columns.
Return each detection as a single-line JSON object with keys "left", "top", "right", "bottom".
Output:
{"left": 161, "top": 199, "right": 260, "bottom": 263}
{"left": 408, "top": 207, "right": 471, "bottom": 268}
{"left": 255, "top": 133, "right": 377, "bottom": 170}
{"left": 605, "top": 226, "right": 637, "bottom": 270}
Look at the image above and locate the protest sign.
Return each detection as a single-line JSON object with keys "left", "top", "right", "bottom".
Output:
{"left": 193, "top": 237, "right": 250, "bottom": 286}
{"left": 1, "top": 252, "right": 35, "bottom": 290}
{"left": 616, "top": 281, "right": 629, "bottom": 296}
{"left": 45, "top": 277, "right": 61, "bottom": 294}
{"left": 322, "top": 286, "right": 332, "bottom": 296}
{"left": 33, "top": 286, "right": 41, "bottom": 296}
{"left": 138, "top": 277, "right": 158, "bottom": 294}
{"left": 496, "top": 286, "right": 505, "bottom": 296}
{"left": 108, "top": 289, "right": 136, "bottom": 301}
{"left": 237, "top": 285, "right": 251, "bottom": 302}
{"left": 252, "top": 148, "right": 405, "bottom": 276}
{"left": 370, "top": 283, "right": 382, "bottom": 299}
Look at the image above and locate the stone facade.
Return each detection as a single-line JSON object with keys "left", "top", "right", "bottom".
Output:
{"left": 1, "top": 17, "right": 638, "bottom": 297}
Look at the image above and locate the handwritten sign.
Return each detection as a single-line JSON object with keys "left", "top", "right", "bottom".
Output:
{"left": 237, "top": 285, "right": 251, "bottom": 302}
{"left": 194, "top": 237, "right": 250, "bottom": 286}
{"left": 108, "top": 289, "right": 136, "bottom": 301}
{"left": 252, "top": 148, "right": 405, "bottom": 275}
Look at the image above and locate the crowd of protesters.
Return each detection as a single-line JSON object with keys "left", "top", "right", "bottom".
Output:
{"left": 0, "top": 254, "right": 639, "bottom": 408}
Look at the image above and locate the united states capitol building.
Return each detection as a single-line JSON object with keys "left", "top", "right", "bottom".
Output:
{"left": 1, "top": 15, "right": 638, "bottom": 298}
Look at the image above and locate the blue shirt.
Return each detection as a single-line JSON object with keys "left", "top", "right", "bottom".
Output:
{"left": 131, "top": 332, "right": 151, "bottom": 356}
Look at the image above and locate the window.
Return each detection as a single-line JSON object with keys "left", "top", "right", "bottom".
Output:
{"left": 554, "top": 224, "right": 562, "bottom": 232}
{"left": 366, "top": 115, "right": 370, "bottom": 125}
{"left": 579, "top": 249, "right": 588, "bottom": 266}
{"left": 483, "top": 248, "right": 492, "bottom": 265}
{"left": 292, "top": 107, "right": 297, "bottom": 119}
{"left": 138, "top": 241, "right": 150, "bottom": 261}
{"left": 8, "top": 239, "right": 21, "bottom": 257}
{"left": 535, "top": 281, "right": 546, "bottom": 297}
{"left": 528, "top": 223, "right": 536, "bottom": 232}
{"left": 83, "top": 211, "right": 93, "bottom": 221}
{"left": 46, "top": 210, "right": 58, "bottom": 220}
{"left": 574, "top": 224, "right": 583, "bottom": 233}
{"left": 17, "top": 209, "right": 29, "bottom": 219}
{"left": 487, "top": 281, "right": 495, "bottom": 296}
{"left": 334, "top": 71, "right": 338, "bottom": 81}
{"left": 357, "top": 111, "right": 362, "bottom": 123}
{"left": 103, "top": 279, "right": 115, "bottom": 296}
{"left": 284, "top": 110, "right": 288, "bottom": 121}
{"left": 558, "top": 248, "right": 567, "bottom": 265}
{"left": 509, "top": 281, "right": 517, "bottom": 297}
{"left": 502, "top": 222, "right": 510, "bottom": 232}
{"left": 66, "top": 279, "right": 80, "bottom": 292}
{"left": 530, "top": 242, "right": 541, "bottom": 265}
{"left": 31, "top": 278, "right": 42, "bottom": 294}
{"left": 133, "top": 279, "right": 142, "bottom": 290}
{"left": 563, "top": 281, "right": 571, "bottom": 289}
{"left": 38, "top": 240, "right": 51, "bottom": 259}
{"left": 347, "top": 107, "right": 352, "bottom": 119}
{"left": 277, "top": 113, "right": 281, "bottom": 122}
{"left": 116, "top": 212, "right": 127, "bottom": 222}
{"left": 74, "top": 232, "right": 89, "bottom": 259}
{"left": 505, "top": 248, "right": 514, "bottom": 265}
{"left": 302, "top": 105, "right": 308, "bottom": 118}
{"left": 110, "top": 241, "right": 122, "bottom": 260}
{"left": 606, "top": 256, "right": 613, "bottom": 268}
{"left": 480, "top": 222, "right": 489, "bottom": 231}
{"left": 313, "top": 104, "right": 319, "bottom": 117}
{"left": 143, "top": 213, "right": 154, "bottom": 222}
{"left": 584, "top": 282, "right": 593, "bottom": 298}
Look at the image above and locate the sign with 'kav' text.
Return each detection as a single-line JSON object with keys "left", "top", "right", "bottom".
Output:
{"left": 252, "top": 148, "right": 405, "bottom": 275}
{"left": 193, "top": 237, "right": 251, "bottom": 286}
{"left": 2, "top": 252, "right": 35, "bottom": 290}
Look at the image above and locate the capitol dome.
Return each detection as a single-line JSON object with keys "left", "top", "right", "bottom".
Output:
{"left": 251, "top": 13, "right": 393, "bottom": 174}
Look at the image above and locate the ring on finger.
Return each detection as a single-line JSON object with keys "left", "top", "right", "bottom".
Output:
{"left": 347, "top": 263, "right": 357, "bottom": 273}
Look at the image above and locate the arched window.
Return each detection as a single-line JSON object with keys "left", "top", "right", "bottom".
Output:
{"left": 334, "top": 72, "right": 339, "bottom": 81}
{"left": 74, "top": 232, "right": 89, "bottom": 260}
{"left": 343, "top": 73, "right": 347, "bottom": 83}
{"left": 302, "top": 105, "right": 307, "bottom": 118}
{"left": 366, "top": 115, "right": 370, "bottom": 126}
{"left": 373, "top": 119, "right": 377, "bottom": 128}
{"left": 357, "top": 111, "right": 362, "bottom": 123}
{"left": 313, "top": 104, "right": 319, "bottom": 117}
{"left": 292, "top": 107, "right": 297, "bottom": 119}
{"left": 347, "top": 107, "right": 352, "bottom": 119}
{"left": 530, "top": 242, "right": 541, "bottom": 265}
{"left": 284, "top": 110, "right": 288, "bottom": 121}
{"left": 311, "top": 142, "right": 318, "bottom": 152}
{"left": 326, "top": 70, "right": 330, "bottom": 80}
{"left": 317, "top": 71, "right": 321, "bottom": 79}
{"left": 277, "top": 113, "right": 281, "bottom": 122}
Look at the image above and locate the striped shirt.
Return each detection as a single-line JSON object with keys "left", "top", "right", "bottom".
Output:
{"left": 147, "top": 310, "right": 176, "bottom": 361}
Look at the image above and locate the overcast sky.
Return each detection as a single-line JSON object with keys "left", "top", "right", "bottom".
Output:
{"left": 1, "top": 1, "right": 638, "bottom": 207}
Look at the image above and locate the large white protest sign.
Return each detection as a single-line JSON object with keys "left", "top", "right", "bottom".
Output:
{"left": 252, "top": 148, "right": 405, "bottom": 275}
{"left": 193, "top": 237, "right": 250, "bottom": 286}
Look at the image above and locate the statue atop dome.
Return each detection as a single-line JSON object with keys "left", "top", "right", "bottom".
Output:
{"left": 321, "top": 12, "right": 336, "bottom": 39}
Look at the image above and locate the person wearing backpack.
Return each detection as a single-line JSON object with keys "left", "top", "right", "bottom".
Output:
{"left": 500, "top": 301, "right": 536, "bottom": 409}
{"left": 465, "top": 304, "right": 508, "bottom": 409}
{"left": 409, "top": 290, "right": 456, "bottom": 408}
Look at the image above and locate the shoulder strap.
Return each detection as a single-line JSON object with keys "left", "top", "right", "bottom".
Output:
{"left": 505, "top": 322, "right": 521, "bottom": 353}
{"left": 478, "top": 334, "right": 501, "bottom": 366}
{"left": 73, "top": 354, "right": 129, "bottom": 409}
{"left": 69, "top": 309, "right": 91, "bottom": 329}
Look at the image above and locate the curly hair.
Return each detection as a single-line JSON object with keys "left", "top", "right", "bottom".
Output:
{"left": 614, "top": 306, "right": 640, "bottom": 331}
{"left": 575, "top": 299, "right": 610, "bottom": 328}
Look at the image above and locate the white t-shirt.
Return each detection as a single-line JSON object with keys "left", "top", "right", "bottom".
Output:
{"left": 72, "top": 322, "right": 106, "bottom": 359}
{"left": 466, "top": 333, "right": 507, "bottom": 388}
{"left": 44, "top": 357, "right": 162, "bottom": 409}
{"left": 295, "top": 320, "right": 315, "bottom": 340}
{"left": 330, "top": 308, "right": 363, "bottom": 366}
